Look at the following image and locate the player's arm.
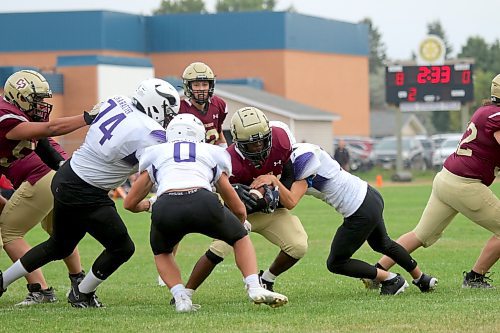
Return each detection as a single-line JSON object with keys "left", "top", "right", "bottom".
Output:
{"left": 251, "top": 174, "right": 308, "bottom": 210}
{"left": 494, "top": 130, "right": 500, "bottom": 144}
{"left": 6, "top": 104, "right": 100, "bottom": 141}
{"left": 123, "top": 170, "right": 154, "bottom": 213}
{"left": 214, "top": 130, "right": 227, "bottom": 148}
{"left": 215, "top": 172, "right": 247, "bottom": 222}
{"left": 34, "top": 138, "right": 65, "bottom": 170}
{"left": 7, "top": 115, "right": 87, "bottom": 140}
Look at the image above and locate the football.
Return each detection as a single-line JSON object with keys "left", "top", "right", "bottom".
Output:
{"left": 249, "top": 186, "right": 266, "bottom": 200}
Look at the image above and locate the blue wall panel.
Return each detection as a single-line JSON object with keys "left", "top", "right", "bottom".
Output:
{"left": 0, "top": 11, "right": 368, "bottom": 56}
{"left": 147, "top": 11, "right": 285, "bottom": 52}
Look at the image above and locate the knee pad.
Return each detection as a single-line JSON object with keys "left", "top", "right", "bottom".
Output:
{"left": 205, "top": 249, "right": 224, "bottom": 265}
{"left": 283, "top": 240, "right": 308, "bottom": 260}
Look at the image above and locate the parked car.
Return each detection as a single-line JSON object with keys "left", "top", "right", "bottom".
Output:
{"left": 430, "top": 133, "right": 463, "bottom": 149}
{"left": 370, "top": 136, "right": 426, "bottom": 170}
{"left": 333, "top": 136, "right": 375, "bottom": 172}
{"left": 432, "top": 136, "right": 462, "bottom": 170}
{"left": 415, "top": 135, "right": 435, "bottom": 169}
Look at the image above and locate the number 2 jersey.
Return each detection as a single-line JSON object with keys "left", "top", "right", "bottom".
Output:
{"left": 444, "top": 104, "right": 500, "bottom": 186}
{"left": 139, "top": 141, "right": 231, "bottom": 195}
{"left": 70, "top": 96, "right": 166, "bottom": 190}
{"left": 179, "top": 96, "right": 227, "bottom": 144}
{"left": 291, "top": 143, "right": 367, "bottom": 218}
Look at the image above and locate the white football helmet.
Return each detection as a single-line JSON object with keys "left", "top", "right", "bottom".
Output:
{"left": 3, "top": 70, "right": 53, "bottom": 121}
{"left": 166, "top": 114, "right": 206, "bottom": 143}
{"left": 132, "top": 78, "right": 180, "bottom": 128}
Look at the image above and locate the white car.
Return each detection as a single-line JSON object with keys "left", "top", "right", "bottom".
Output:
{"left": 432, "top": 137, "right": 462, "bottom": 170}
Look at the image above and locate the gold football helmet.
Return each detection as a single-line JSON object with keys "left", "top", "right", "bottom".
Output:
{"left": 182, "top": 62, "right": 215, "bottom": 104}
{"left": 491, "top": 74, "right": 500, "bottom": 104}
{"left": 230, "top": 107, "right": 272, "bottom": 166}
{"left": 3, "top": 70, "right": 53, "bottom": 121}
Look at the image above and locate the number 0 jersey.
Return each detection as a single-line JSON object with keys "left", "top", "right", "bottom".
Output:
{"left": 139, "top": 141, "right": 231, "bottom": 195}
{"left": 71, "top": 96, "right": 166, "bottom": 190}
{"left": 291, "top": 143, "right": 367, "bottom": 217}
{"left": 444, "top": 104, "right": 500, "bottom": 186}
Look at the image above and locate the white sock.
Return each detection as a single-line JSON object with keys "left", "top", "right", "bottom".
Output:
{"left": 244, "top": 274, "right": 261, "bottom": 289}
{"left": 78, "top": 269, "right": 104, "bottom": 294}
{"left": 413, "top": 273, "right": 423, "bottom": 283}
{"left": 170, "top": 284, "right": 186, "bottom": 298}
{"left": 262, "top": 269, "right": 276, "bottom": 282}
{"left": 2, "top": 260, "right": 29, "bottom": 289}
{"left": 384, "top": 272, "right": 397, "bottom": 281}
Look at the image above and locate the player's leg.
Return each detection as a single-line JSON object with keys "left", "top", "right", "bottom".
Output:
{"left": 0, "top": 176, "right": 56, "bottom": 304}
{"left": 251, "top": 209, "right": 308, "bottom": 291}
{"left": 378, "top": 172, "right": 458, "bottom": 271}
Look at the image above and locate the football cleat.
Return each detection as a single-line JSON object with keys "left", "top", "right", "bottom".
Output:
{"left": 361, "top": 278, "right": 381, "bottom": 290}
{"left": 258, "top": 270, "right": 275, "bottom": 292}
{"left": 380, "top": 274, "right": 409, "bottom": 295}
{"left": 412, "top": 273, "right": 438, "bottom": 292}
{"left": 174, "top": 293, "right": 200, "bottom": 313}
{"left": 15, "top": 283, "right": 56, "bottom": 306}
{"left": 247, "top": 286, "right": 288, "bottom": 308}
{"left": 67, "top": 271, "right": 86, "bottom": 297}
{"left": 67, "top": 285, "right": 104, "bottom": 308}
{"left": 462, "top": 271, "right": 494, "bottom": 289}
{"left": 170, "top": 288, "right": 194, "bottom": 306}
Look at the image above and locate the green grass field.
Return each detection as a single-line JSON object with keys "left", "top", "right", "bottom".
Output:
{"left": 0, "top": 182, "right": 499, "bottom": 333}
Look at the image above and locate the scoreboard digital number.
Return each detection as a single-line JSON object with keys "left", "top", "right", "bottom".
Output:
{"left": 385, "top": 64, "right": 474, "bottom": 105}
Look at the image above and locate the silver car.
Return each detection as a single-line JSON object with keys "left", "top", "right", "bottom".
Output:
{"left": 432, "top": 136, "right": 462, "bottom": 170}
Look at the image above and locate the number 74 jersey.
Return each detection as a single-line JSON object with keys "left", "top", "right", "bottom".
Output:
{"left": 71, "top": 96, "right": 167, "bottom": 190}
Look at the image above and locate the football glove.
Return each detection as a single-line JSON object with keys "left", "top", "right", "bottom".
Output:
{"left": 232, "top": 183, "right": 258, "bottom": 212}
{"left": 243, "top": 220, "right": 252, "bottom": 233}
{"left": 261, "top": 185, "right": 280, "bottom": 214}
{"left": 83, "top": 101, "right": 103, "bottom": 125}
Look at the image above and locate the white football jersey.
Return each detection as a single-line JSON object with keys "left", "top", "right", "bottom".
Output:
{"left": 269, "top": 120, "right": 296, "bottom": 145}
{"left": 139, "top": 141, "right": 231, "bottom": 195}
{"left": 291, "top": 143, "right": 367, "bottom": 217}
{"left": 71, "top": 96, "right": 166, "bottom": 190}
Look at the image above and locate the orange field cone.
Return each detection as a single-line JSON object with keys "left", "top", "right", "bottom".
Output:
{"left": 376, "top": 175, "right": 383, "bottom": 188}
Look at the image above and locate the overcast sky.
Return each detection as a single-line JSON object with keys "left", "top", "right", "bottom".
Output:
{"left": 1, "top": 0, "right": 498, "bottom": 60}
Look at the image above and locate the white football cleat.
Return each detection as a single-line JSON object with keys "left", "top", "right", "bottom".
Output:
{"left": 247, "top": 286, "right": 288, "bottom": 308}
{"left": 174, "top": 293, "right": 200, "bottom": 313}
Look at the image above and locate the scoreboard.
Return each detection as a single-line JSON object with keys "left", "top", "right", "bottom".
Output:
{"left": 385, "top": 64, "right": 474, "bottom": 105}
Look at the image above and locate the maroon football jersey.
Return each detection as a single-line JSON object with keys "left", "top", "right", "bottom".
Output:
{"left": 444, "top": 104, "right": 500, "bottom": 186}
{"left": 179, "top": 95, "right": 227, "bottom": 144}
{"left": 228, "top": 126, "right": 292, "bottom": 185}
{"left": 6, "top": 138, "right": 68, "bottom": 188}
{"left": 0, "top": 99, "right": 36, "bottom": 173}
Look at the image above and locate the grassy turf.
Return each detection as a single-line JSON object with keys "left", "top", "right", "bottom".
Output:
{"left": 0, "top": 183, "right": 498, "bottom": 332}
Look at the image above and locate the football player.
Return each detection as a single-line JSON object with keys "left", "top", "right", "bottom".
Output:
{"left": 124, "top": 114, "right": 288, "bottom": 312}
{"left": 183, "top": 107, "right": 308, "bottom": 296}
{"left": 179, "top": 62, "right": 228, "bottom": 147}
{"left": 259, "top": 142, "right": 437, "bottom": 295}
{"left": 0, "top": 78, "right": 180, "bottom": 308}
{"left": 0, "top": 140, "right": 86, "bottom": 306}
{"left": 373, "top": 74, "right": 500, "bottom": 289}
{"left": 0, "top": 69, "right": 98, "bottom": 305}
